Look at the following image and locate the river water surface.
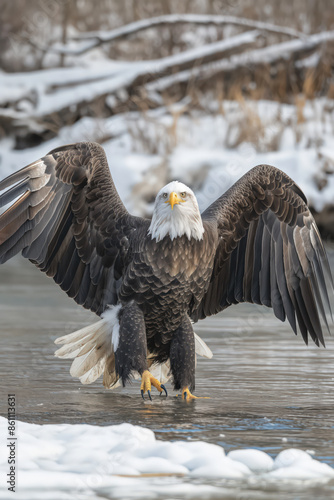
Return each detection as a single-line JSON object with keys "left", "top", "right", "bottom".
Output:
{"left": 0, "top": 246, "right": 334, "bottom": 499}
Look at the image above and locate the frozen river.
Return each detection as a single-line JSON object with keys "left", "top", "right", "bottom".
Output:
{"left": 0, "top": 246, "right": 333, "bottom": 499}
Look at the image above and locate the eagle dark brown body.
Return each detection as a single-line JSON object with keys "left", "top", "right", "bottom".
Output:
{"left": 116, "top": 227, "right": 217, "bottom": 390}
{"left": 0, "top": 141, "right": 332, "bottom": 400}
{"left": 121, "top": 227, "right": 217, "bottom": 336}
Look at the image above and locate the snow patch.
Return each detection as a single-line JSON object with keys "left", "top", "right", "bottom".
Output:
{"left": 228, "top": 448, "right": 274, "bottom": 472}
{"left": 1, "top": 417, "right": 333, "bottom": 499}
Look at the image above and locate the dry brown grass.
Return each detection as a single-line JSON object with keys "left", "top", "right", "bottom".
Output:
{"left": 295, "top": 95, "right": 306, "bottom": 125}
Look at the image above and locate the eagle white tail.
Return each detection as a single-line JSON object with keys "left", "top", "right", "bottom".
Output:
{"left": 54, "top": 305, "right": 122, "bottom": 388}
{"left": 55, "top": 307, "right": 213, "bottom": 388}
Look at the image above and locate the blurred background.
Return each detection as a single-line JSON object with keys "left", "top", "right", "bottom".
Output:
{"left": 1, "top": 0, "right": 334, "bottom": 237}
{"left": 1, "top": 9, "right": 334, "bottom": 496}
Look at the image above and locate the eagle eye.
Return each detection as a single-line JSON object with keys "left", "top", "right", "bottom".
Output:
{"left": 180, "top": 192, "right": 186, "bottom": 198}
{"left": 162, "top": 193, "right": 168, "bottom": 199}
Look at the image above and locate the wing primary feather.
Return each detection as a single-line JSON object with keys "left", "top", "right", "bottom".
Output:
{"left": 310, "top": 239, "right": 332, "bottom": 319}
{"left": 243, "top": 219, "right": 258, "bottom": 303}
{"left": 234, "top": 230, "right": 248, "bottom": 302}
{"left": 259, "top": 223, "right": 271, "bottom": 307}
{"left": 0, "top": 160, "right": 49, "bottom": 192}
{"left": 0, "top": 177, "right": 30, "bottom": 209}
{"left": 54, "top": 237, "right": 76, "bottom": 285}
{"left": 75, "top": 264, "right": 93, "bottom": 305}
{"left": 300, "top": 278, "right": 324, "bottom": 346}
{"left": 292, "top": 289, "right": 309, "bottom": 345}
{"left": 60, "top": 249, "right": 81, "bottom": 292}
{"left": 40, "top": 205, "right": 73, "bottom": 274}
{"left": 22, "top": 189, "right": 69, "bottom": 262}
{"left": 276, "top": 228, "right": 297, "bottom": 333}
{"left": 309, "top": 264, "right": 330, "bottom": 332}
{"left": 251, "top": 216, "right": 264, "bottom": 304}
{"left": 295, "top": 285, "right": 319, "bottom": 346}
{"left": 68, "top": 260, "right": 86, "bottom": 299}
{"left": 226, "top": 246, "right": 238, "bottom": 305}
{"left": 271, "top": 237, "right": 285, "bottom": 322}
{"left": 311, "top": 222, "right": 334, "bottom": 290}
{"left": 0, "top": 219, "right": 35, "bottom": 263}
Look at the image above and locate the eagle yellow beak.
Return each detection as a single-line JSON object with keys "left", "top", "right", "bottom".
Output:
{"left": 165, "top": 192, "right": 184, "bottom": 210}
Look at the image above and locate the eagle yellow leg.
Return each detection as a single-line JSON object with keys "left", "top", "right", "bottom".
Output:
{"left": 140, "top": 370, "right": 168, "bottom": 400}
{"left": 180, "top": 387, "right": 210, "bottom": 401}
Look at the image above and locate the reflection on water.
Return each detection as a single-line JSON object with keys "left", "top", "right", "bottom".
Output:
{"left": 0, "top": 246, "right": 334, "bottom": 499}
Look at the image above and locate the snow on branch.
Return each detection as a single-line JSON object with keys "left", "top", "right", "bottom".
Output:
{"left": 0, "top": 31, "right": 259, "bottom": 122}
{"left": 146, "top": 30, "right": 334, "bottom": 93}
{"left": 131, "top": 30, "right": 260, "bottom": 86}
{"left": 2, "top": 28, "right": 332, "bottom": 141}
{"left": 53, "top": 14, "right": 304, "bottom": 56}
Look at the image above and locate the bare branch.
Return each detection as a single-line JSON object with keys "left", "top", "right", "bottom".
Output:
{"left": 146, "top": 30, "right": 334, "bottom": 93}
{"left": 50, "top": 14, "right": 305, "bottom": 56}
{"left": 0, "top": 30, "right": 259, "bottom": 123}
{"left": 2, "top": 29, "right": 333, "bottom": 138}
{"left": 131, "top": 30, "right": 260, "bottom": 87}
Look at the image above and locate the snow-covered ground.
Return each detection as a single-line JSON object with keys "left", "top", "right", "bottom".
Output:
{"left": 1, "top": 98, "right": 334, "bottom": 217}
{"left": 0, "top": 417, "right": 333, "bottom": 499}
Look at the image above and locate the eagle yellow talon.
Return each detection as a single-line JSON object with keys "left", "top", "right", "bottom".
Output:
{"left": 182, "top": 387, "right": 197, "bottom": 400}
{"left": 178, "top": 387, "right": 210, "bottom": 401}
{"left": 140, "top": 370, "right": 167, "bottom": 399}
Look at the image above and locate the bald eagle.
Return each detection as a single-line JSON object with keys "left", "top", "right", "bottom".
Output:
{"left": 0, "top": 142, "right": 332, "bottom": 400}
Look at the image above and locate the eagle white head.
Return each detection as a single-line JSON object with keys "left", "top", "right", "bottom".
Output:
{"left": 148, "top": 181, "right": 204, "bottom": 242}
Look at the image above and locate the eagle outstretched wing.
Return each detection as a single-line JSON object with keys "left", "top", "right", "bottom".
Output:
{"left": 192, "top": 165, "right": 333, "bottom": 346}
{"left": 0, "top": 141, "right": 145, "bottom": 315}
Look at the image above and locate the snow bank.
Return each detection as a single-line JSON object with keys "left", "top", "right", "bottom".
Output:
{"left": 0, "top": 417, "right": 333, "bottom": 499}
